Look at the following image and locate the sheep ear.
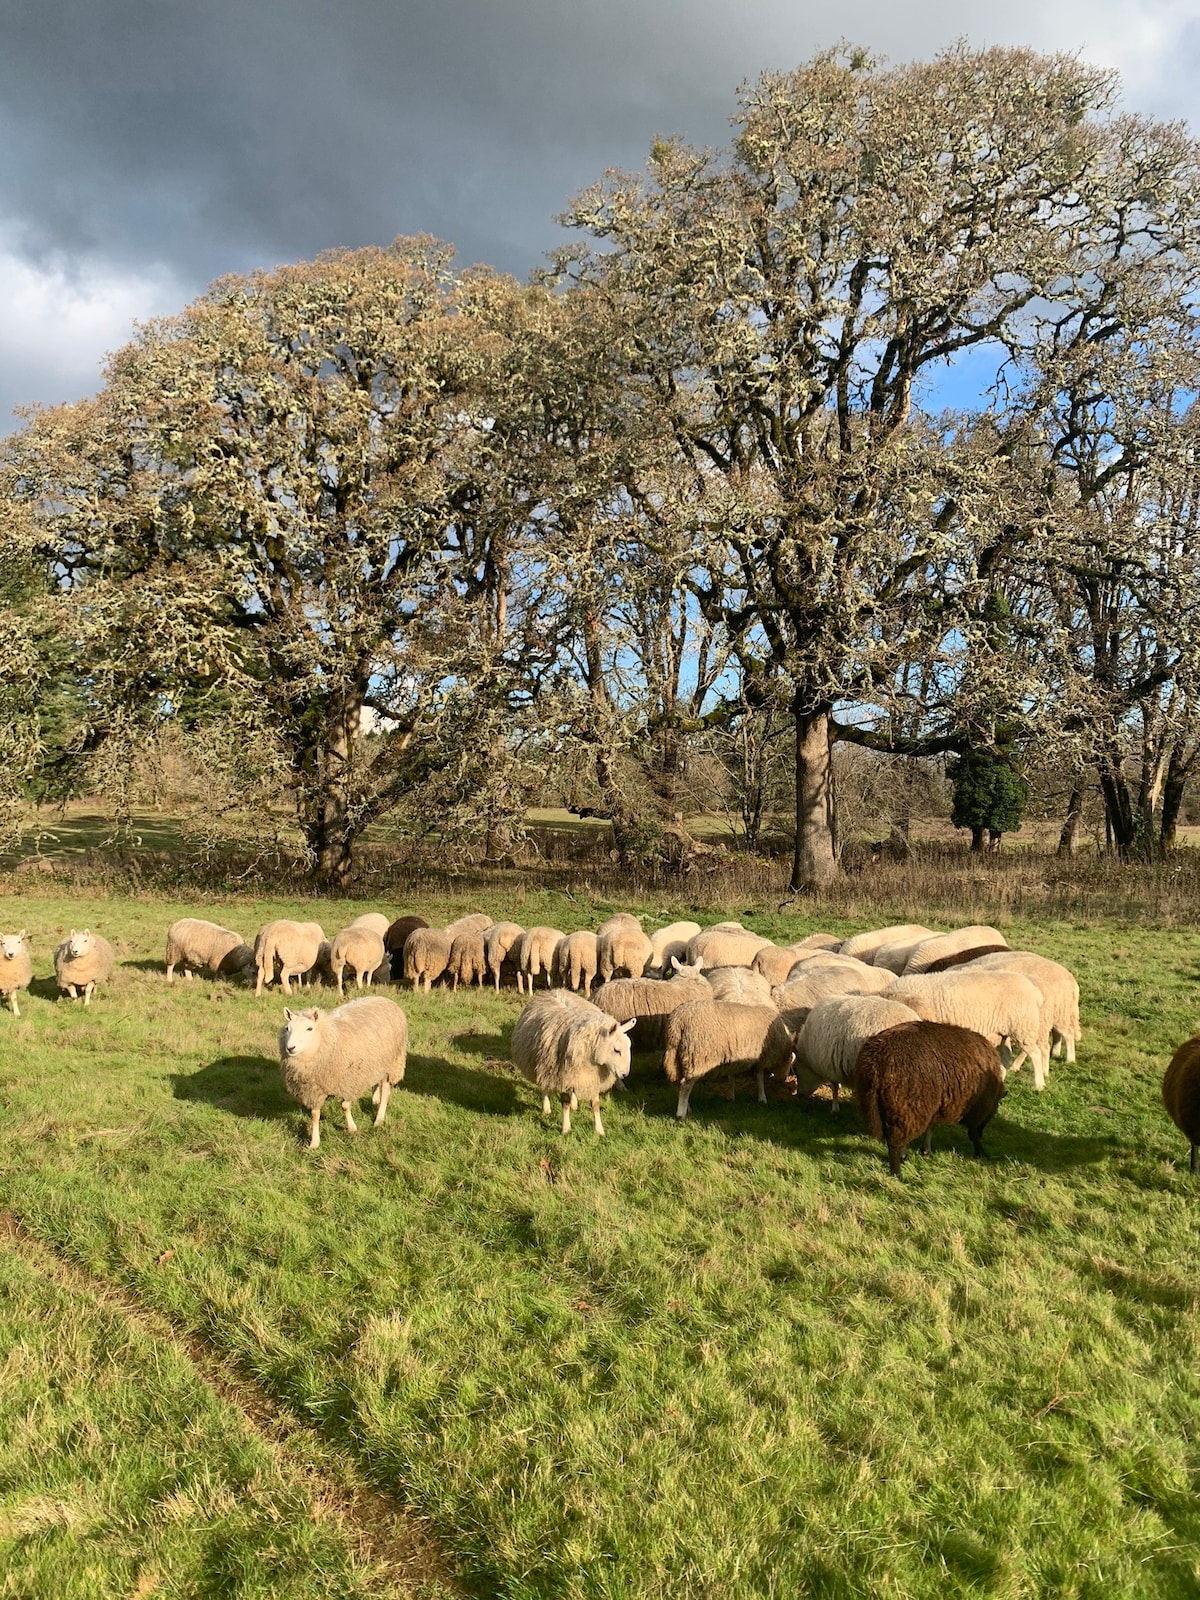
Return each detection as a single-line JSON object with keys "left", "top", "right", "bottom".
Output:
{"left": 284, "top": 1007, "right": 294, "bottom": 1021}
{"left": 670, "top": 955, "right": 682, "bottom": 973}
{"left": 17, "top": 930, "right": 26, "bottom": 941}
{"left": 309, "top": 1008, "right": 321, "bottom": 1020}
{"left": 620, "top": 1019, "right": 635, "bottom": 1033}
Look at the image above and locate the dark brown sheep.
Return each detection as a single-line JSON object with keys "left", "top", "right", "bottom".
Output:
{"left": 384, "top": 916, "right": 429, "bottom": 981}
{"left": 1163, "top": 1036, "right": 1200, "bottom": 1174}
{"left": 855, "top": 1021, "right": 1006, "bottom": 1177}
{"left": 919, "top": 944, "right": 1011, "bottom": 975}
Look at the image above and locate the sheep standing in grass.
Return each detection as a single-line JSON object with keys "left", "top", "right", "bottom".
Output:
{"left": 967, "top": 952, "right": 1082, "bottom": 1063}
{"left": 0, "top": 932, "right": 32, "bottom": 1017}
{"left": 785, "top": 952, "right": 893, "bottom": 985}
{"left": 346, "top": 912, "right": 391, "bottom": 940}
{"left": 840, "top": 925, "right": 934, "bottom": 965}
{"left": 53, "top": 930, "right": 115, "bottom": 1006}
{"left": 752, "top": 945, "right": 803, "bottom": 987}
{"left": 592, "top": 966, "right": 711, "bottom": 1050}
{"left": 385, "top": 916, "right": 428, "bottom": 981}
{"left": 555, "top": 931, "right": 599, "bottom": 993}
{"left": 663, "top": 1001, "right": 795, "bottom": 1119}
{"left": 887, "top": 969, "right": 1050, "bottom": 1089}
{"left": 444, "top": 913, "right": 493, "bottom": 939}
{"left": 1163, "top": 1036, "right": 1200, "bottom": 1173}
{"left": 648, "top": 921, "right": 702, "bottom": 977}
{"left": 510, "top": 990, "right": 634, "bottom": 1136}
{"left": 516, "top": 927, "right": 566, "bottom": 992}
{"left": 704, "top": 966, "right": 774, "bottom": 1007}
{"left": 773, "top": 965, "right": 905, "bottom": 1029}
{"left": 278, "top": 997, "right": 409, "bottom": 1150}
{"left": 790, "top": 933, "right": 843, "bottom": 954}
{"left": 484, "top": 922, "right": 524, "bottom": 991}
{"left": 447, "top": 928, "right": 488, "bottom": 991}
{"left": 404, "top": 928, "right": 452, "bottom": 993}
{"left": 855, "top": 1021, "right": 1006, "bottom": 1176}
{"left": 596, "top": 915, "right": 653, "bottom": 983}
{"left": 902, "top": 926, "right": 1009, "bottom": 975}
{"left": 792, "top": 994, "right": 921, "bottom": 1109}
{"left": 165, "top": 919, "right": 255, "bottom": 984}
{"left": 254, "top": 921, "right": 326, "bottom": 998}
{"left": 329, "top": 926, "right": 388, "bottom": 996}
{"left": 685, "top": 926, "right": 771, "bottom": 970}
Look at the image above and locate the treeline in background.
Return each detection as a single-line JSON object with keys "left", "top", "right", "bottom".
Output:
{"left": 5, "top": 44, "right": 1200, "bottom": 896}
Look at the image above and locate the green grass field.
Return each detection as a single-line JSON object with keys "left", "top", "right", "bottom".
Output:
{"left": 2, "top": 888, "right": 1200, "bottom": 1598}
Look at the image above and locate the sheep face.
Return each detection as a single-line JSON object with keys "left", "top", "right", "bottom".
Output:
{"left": 0, "top": 932, "right": 26, "bottom": 960}
{"left": 281, "top": 1007, "right": 323, "bottom": 1057}
{"left": 67, "top": 929, "right": 93, "bottom": 958}
{"left": 670, "top": 956, "right": 704, "bottom": 981}
{"left": 598, "top": 1019, "right": 635, "bottom": 1079}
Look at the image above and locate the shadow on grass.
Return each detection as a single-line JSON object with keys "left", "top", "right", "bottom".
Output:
{"left": 451, "top": 1027, "right": 512, "bottom": 1059}
{"left": 404, "top": 1053, "right": 523, "bottom": 1116}
{"left": 171, "top": 1056, "right": 293, "bottom": 1121}
{"left": 26, "top": 976, "right": 63, "bottom": 1002}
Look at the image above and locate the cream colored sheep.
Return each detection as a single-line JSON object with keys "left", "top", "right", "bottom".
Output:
{"left": 597, "top": 919, "right": 653, "bottom": 983}
{"left": 516, "top": 927, "right": 566, "bottom": 992}
{"left": 685, "top": 926, "right": 771, "bottom": 970}
{"left": 0, "top": 932, "right": 32, "bottom": 1017}
{"left": 330, "top": 925, "right": 388, "bottom": 996}
{"left": 886, "top": 969, "right": 1050, "bottom": 1088}
{"left": 840, "top": 925, "right": 935, "bottom": 965}
{"left": 704, "top": 966, "right": 775, "bottom": 1007}
{"left": 510, "top": 990, "right": 634, "bottom": 1136}
{"left": 968, "top": 952, "right": 1081, "bottom": 1064}
{"left": 788, "top": 933, "right": 843, "bottom": 953}
{"left": 54, "top": 930, "right": 115, "bottom": 1006}
{"left": 751, "top": 945, "right": 802, "bottom": 987}
{"left": 403, "top": 927, "right": 452, "bottom": 992}
{"left": 254, "top": 920, "right": 326, "bottom": 998}
{"left": 278, "top": 996, "right": 408, "bottom": 1150}
{"left": 165, "top": 918, "right": 255, "bottom": 984}
{"left": 648, "top": 921, "right": 703, "bottom": 976}
{"left": 793, "top": 994, "right": 922, "bottom": 1108}
{"left": 484, "top": 922, "right": 525, "bottom": 991}
{"left": 346, "top": 912, "right": 391, "bottom": 940}
{"left": 446, "top": 928, "right": 489, "bottom": 991}
{"left": 555, "top": 931, "right": 600, "bottom": 993}
{"left": 872, "top": 931, "right": 948, "bottom": 976}
{"left": 663, "top": 1000, "right": 795, "bottom": 1119}
{"left": 444, "top": 912, "right": 494, "bottom": 938}
{"left": 903, "top": 926, "right": 1009, "bottom": 975}
{"left": 592, "top": 967, "right": 711, "bottom": 1049}
{"left": 772, "top": 964, "right": 899, "bottom": 1028}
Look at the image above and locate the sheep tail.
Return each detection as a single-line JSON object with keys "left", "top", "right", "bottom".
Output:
{"left": 856, "top": 1079, "right": 884, "bottom": 1142}
{"left": 662, "top": 1041, "right": 682, "bottom": 1084}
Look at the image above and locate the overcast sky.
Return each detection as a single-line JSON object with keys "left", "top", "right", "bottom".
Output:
{"left": 1, "top": 0, "right": 1197, "bottom": 426}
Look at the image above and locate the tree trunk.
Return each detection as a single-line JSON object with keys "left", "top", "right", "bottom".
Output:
{"left": 1097, "top": 757, "right": 1137, "bottom": 861}
{"left": 789, "top": 705, "right": 838, "bottom": 892}
{"left": 304, "top": 691, "right": 361, "bottom": 889}
{"left": 1161, "top": 744, "right": 1195, "bottom": 853}
{"left": 1057, "top": 783, "right": 1084, "bottom": 857}
{"left": 970, "top": 825, "right": 986, "bottom": 853}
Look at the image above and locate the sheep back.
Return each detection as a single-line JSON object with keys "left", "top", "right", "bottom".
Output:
{"left": 444, "top": 912, "right": 494, "bottom": 939}
{"left": 403, "top": 927, "right": 452, "bottom": 989}
{"left": 685, "top": 928, "right": 771, "bottom": 970}
{"left": 385, "top": 916, "right": 429, "bottom": 979}
{"left": 903, "top": 926, "right": 1009, "bottom": 975}
{"left": 278, "top": 996, "right": 409, "bottom": 1111}
{"left": 704, "top": 966, "right": 774, "bottom": 1006}
{"left": 751, "top": 945, "right": 801, "bottom": 986}
{"left": 347, "top": 912, "right": 391, "bottom": 939}
{"left": 840, "top": 925, "right": 934, "bottom": 965}
{"left": 555, "top": 930, "right": 599, "bottom": 992}
{"left": 663, "top": 1000, "right": 794, "bottom": 1085}
{"left": 165, "top": 918, "right": 253, "bottom": 980}
{"left": 887, "top": 970, "right": 1047, "bottom": 1085}
{"left": 793, "top": 995, "right": 921, "bottom": 1096}
{"left": 855, "top": 1021, "right": 1006, "bottom": 1174}
{"left": 648, "top": 922, "right": 703, "bottom": 975}
{"left": 592, "top": 975, "right": 711, "bottom": 1049}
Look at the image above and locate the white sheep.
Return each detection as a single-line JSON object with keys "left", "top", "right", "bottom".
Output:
{"left": 484, "top": 921, "right": 525, "bottom": 991}
{"left": 346, "top": 912, "right": 391, "bottom": 940}
{"left": 555, "top": 930, "right": 600, "bottom": 993}
{"left": 839, "top": 924, "right": 935, "bottom": 965}
{"left": 444, "top": 912, "right": 494, "bottom": 939}
{"left": 592, "top": 964, "right": 711, "bottom": 1049}
{"left": 403, "top": 927, "right": 452, "bottom": 992}
{"left": 0, "top": 932, "right": 32, "bottom": 1017}
{"left": 278, "top": 996, "right": 409, "bottom": 1150}
{"left": 663, "top": 1000, "right": 796, "bottom": 1119}
{"left": 516, "top": 926, "right": 566, "bottom": 992}
{"left": 685, "top": 926, "right": 772, "bottom": 970}
{"left": 446, "top": 927, "right": 489, "bottom": 991}
{"left": 788, "top": 933, "right": 843, "bottom": 954}
{"left": 872, "top": 931, "right": 950, "bottom": 976}
{"left": 772, "top": 964, "right": 899, "bottom": 1026}
{"left": 751, "top": 945, "right": 803, "bottom": 987}
{"left": 704, "top": 965, "right": 775, "bottom": 1007}
{"left": 596, "top": 916, "right": 653, "bottom": 983}
{"left": 886, "top": 969, "right": 1050, "bottom": 1088}
{"left": 902, "top": 926, "right": 1009, "bottom": 975}
{"left": 793, "top": 994, "right": 922, "bottom": 1109}
{"left": 648, "top": 921, "right": 703, "bottom": 976}
{"left": 53, "top": 930, "right": 115, "bottom": 1006}
{"left": 968, "top": 952, "right": 1081, "bottom": 1064}
{"left": 254, "top": 920, "right": 326, "bottom": 998}
{"left": 164, "top": 918, "right": 255, "bottom": 984}
{"left": 329, "top": 925, "right": 388, "bottom": 996}
{"left": 510, "top": 990, "right": 634, "bottom": 1136}
{"left": 784, "top": 951, "right": 885, "bottom": 981}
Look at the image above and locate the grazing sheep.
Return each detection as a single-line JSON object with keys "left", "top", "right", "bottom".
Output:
{"left": 704, "top": 966, "right": 775, "bottom": 1007}
{"left": 855, "top": 1021, "right": 1007, "bottom": 1176}
{"left": 886, "top": 969, "right": 1049, "bottom": 1089}
{"left": 278, "top": 996, "right": 409, "bottom": 1150}
{"left": 784, "top": 951, "right": 889, "bottom": 982}
{"left": 254, "top": 921, "right": 326, "bottom": 998}
{"left": 1163, "top": 1036, "right": 1200, "bottom": 1174}
{"left": 165, "top": 918, "right": 255, "bottom": 984}
{"left": 902, "top": 926, "right": 1009, "bottom": 975}
{"left": 384, "top": 915, "right": 428, "bottom": 980}
{"left": 752, "top": 944, "right": 803, "bottom": 987}
{"left": 793, "top": 994, "right": 922, "bottom": 1109}
{"left": 444, "top": 912, "right": 494, "bottom": 939}
{"left": 403, "top": 927, "right": 452, "bottom": 993}
{"left": 648, "top": 921, "right": 703, "bottom": 976}
{"left": 663, "top": 1001, "right": 796, "bottom": 1119}
{"left": 685, "top": 926, "right": 771, "bottom": 971}
{"left": 919, "top": 944, "right": 1011, "bottom": 975}
{"left": 967, "top": 952, "right": 1082, "bottom": 1064}
{"left": 592, "top": 968, "right": 712, "bottom": 1050}
{"left": 773, "top": 964, "right": 901, "bottom": 1028}
{"left": 597, "top": 918, "right": 654, "bottom": 983}
{"left": 555, "top": 930, "right": 600, "bottom": 993}
{"left": 789, "top": 933, "right": 843, "bottom": 954}
{"left": 0, "top": 932, "right": 32, "bottom": 1017}
{"left": 53, "top": 930, "right": 116, "bottom": 1006}
{"left": 516, "top": 926, "right": 566, "bottom": 992}
{"left": 447, "top": 927, "right": 488, "bottom": 991}
{"left": 329, "top": 925, "right": 388, "bottom": 996}
{"left": 484, "top": 921, "right": 525, "bottom": 991}
{"left": 840, "top": 925, "right": 935, "bottom": 966}
{"left": 510, "top": 990, "right": 634, "bottom": 1136}
{"left": 346, "top": 912, "right": 391, "bottom": 940}
{"left": 873, "top": 932, "right": 947, "bottom": 976}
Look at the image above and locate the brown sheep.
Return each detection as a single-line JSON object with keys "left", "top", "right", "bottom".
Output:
{"left": 919, "top": 944, "right": 1011, "bottom": 975}
{"left": 1163, "top": 1036, "right": 1200, "bottom": 1174}
{"left": 855, "top": 1021, "right": 1006, "bottom": 1177}
{"left": 385, "top": 915, "right": 428, "bottom": 980}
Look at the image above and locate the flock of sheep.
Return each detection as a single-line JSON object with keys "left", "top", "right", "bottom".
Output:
{"left": 0, "top": 908, "right": 1197, "bottom": 1178}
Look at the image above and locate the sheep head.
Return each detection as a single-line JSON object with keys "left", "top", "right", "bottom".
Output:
{"left": 0, "top": 932, "right": 27, "bottom": 959}
{"left": 281, "top": 1007, "right": 323, "bottom": 1057}
{"left": 67, "top": 929, "right": 93, "bottom": 957}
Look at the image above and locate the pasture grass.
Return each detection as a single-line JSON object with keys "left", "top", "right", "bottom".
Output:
{"left": 1, "top": 888, "right": 1200, "bottom": 1597}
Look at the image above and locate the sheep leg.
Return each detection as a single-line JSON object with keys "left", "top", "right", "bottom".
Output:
{"left": 560, "top": 1095, "right": 572, "bottom": 1135}
{"left": 756, "top": 1069, "right": 767, "bottom": 1105}
{"left": 66, "top": 984, "right": 78, "bottom": 1001}
{"left": 888, "top": 1142, "right": 907, "bottom": 1177}
{"left": 308, "top": 1104, "right": 323, "bottom": 1150}
{"left": 280, "top": 971, "right": 292, "bottom": 996}
{"left": 83, "top": 982, "right": 95, "bottom": 1008}
{"left": 541, "top": 1093, "right": 552, "bottom": 1116}
{"left": 1032, "top": 1048, "right": 1047, "bottom": 1092}
{"left": 342, "top": 1099, "right": 358, "bottom": 1134}
{"left": 9, "top": 994, "right": 19, "bottom": 1018}
{"left": 336, "top": 969, "right": 345, "bottom": 997}
{"left": 830, "top": 1082, "right": 841, "bottom": 1114}
{"left": 184, "top": 968, "right": 194, "bottom": 981}
{"left": 569, "top": 1091, "right": 579, "bottom": 1111}
{"left": 676, "top": 1080, "right": 695, "bottom": 1120}
{"left": 166, "top": 963, "right": 176, "bottom": 983}
{"left": 373, "top": 1079, "right": 391, "bottom": 1127}
{"left": 1065, "top": 1036, "right": 1076, "bottom": 1064}
{"left": 921, "top": 1127, "right": 934, "bottom": 1156}
{"left": 591, "top": 1097, "right": 604, "bottom": 1137}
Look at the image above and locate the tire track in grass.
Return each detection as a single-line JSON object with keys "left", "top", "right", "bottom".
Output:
{"left": 0, "top": 1209, "right": 465, "bottom": 1599}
